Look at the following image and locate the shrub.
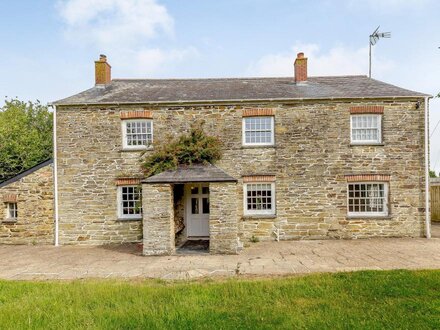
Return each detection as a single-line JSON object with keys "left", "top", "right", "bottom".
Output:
{"left": 141, "top": 123, "right": 222, "bottom": 177}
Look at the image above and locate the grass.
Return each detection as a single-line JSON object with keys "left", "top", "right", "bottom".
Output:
{"left": 0, "top": 270, "right": 439, "bottom": 329}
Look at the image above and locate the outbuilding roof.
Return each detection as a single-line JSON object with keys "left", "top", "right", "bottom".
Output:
{"left": 0, "top": 159, "right": 53, "bottom": 188}
{"left": 142, "top": 164, "right": 237, "bottom": 184}
{"left": 53, "top": 75, "right": 428, "bottom": 106}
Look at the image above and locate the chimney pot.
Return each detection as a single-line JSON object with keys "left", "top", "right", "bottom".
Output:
{"left": 294, "top": 52, "right": 307, "bottom": 83}
{"left": 95, "top": 54, "right": 111, "bottom": 85}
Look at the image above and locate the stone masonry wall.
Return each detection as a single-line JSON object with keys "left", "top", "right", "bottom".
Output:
{"left": 142, "top": 183, "right": 175, "bottom": 255}
{"left": 0, "top": 164, "right": 54, "bottom": 244}
{"left": 56, "top": 98, "right": 426, "bottom": 245}
{"left": 210, "top": 182, "right": 240, "bottom": 254}
{"left": 56, "top": 107, "right": 143, "bottom": 244}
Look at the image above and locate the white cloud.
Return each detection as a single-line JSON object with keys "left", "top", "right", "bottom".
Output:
{"left": 121, "top": 47, "right": 200, "bottom": 76}
{"left": 57, "top": 0, "right": 197, "bottom": 78}
{"left": 247, "top": 43, "right": 394, "bottom": 78}
{"left": 57, "top": 0, "right": 173, "bottom": 47}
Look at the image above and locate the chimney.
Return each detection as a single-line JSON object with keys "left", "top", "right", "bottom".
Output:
{"left": 95, "top": 54, "right": 111, "bottom": 85}
{"left": 294, "top": 52, "right": 307, "bottom": 83}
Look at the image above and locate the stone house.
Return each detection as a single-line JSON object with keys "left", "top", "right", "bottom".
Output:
{"left": 1, "top": 53, "right": 431, "bottom": 254}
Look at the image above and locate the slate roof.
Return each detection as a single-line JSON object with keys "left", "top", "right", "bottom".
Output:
{"left": 0, "top": 159, "right": 53, "bottom": 189}
{"left": 53, "top": 76, "right": 428, "bottom": 106}
{"left": 143, "top": 164, "right": 237, "bottom": 184}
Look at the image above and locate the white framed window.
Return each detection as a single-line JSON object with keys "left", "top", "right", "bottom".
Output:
{"left": 347, "top": 182, "right": 388, "bottom": 217}
{"left": 350, "top": 114, "right": 381, "bottom": 144}
{"left": 122, "top": 119, "right": 153, "bottom": 149}
{"left": 117, "top": 186, "right": 142, "bottom": 219}
{"left": 242, "top": 116, "right": 274, "bottom": 146}
{"left": 6, "top": 203, "right": 17, "bottom": 220}
{"left": 243, "top": 182, "right": 275, "bottom": 215}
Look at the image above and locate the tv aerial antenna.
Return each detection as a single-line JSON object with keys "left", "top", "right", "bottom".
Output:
{"left": 369, "top": 26, "right": 391, "bottom": 78}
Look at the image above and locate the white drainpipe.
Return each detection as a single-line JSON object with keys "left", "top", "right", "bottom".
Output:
{"left": 52, "top": 105, "right": 59, "bottom": 246}
{"left": 425, "top": 96, "right": 431, "bottom": 239}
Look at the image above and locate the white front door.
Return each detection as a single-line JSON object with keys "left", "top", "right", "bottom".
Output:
{"left": 185, "top": 184, "right": 210, "bottom": 237}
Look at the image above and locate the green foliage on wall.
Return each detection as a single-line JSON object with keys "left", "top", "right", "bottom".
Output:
{"left": 0, "top": 99, "right": 53, "bottom": 182}
{"left": 141, "top": 123, "right": 222, "bottom": 177}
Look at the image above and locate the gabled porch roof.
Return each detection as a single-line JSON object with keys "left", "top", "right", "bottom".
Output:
{"left": 142, "top": 163, "right": 236, "bottom": 184}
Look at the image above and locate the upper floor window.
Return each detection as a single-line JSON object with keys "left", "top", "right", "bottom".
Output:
{"left": 348, "top": 182, "right": 388, "bottom": 217}
{"left": 117, "top": 186, "right": 142, "bottom": 219}
{"left": 243, "top": 182, "right": 275, "bottom": 216}
{"left": 242, "top": 116, "right": 274, "bottom": 146}
{"left": 350, "top": 114, "right": 381, "bottom": 144}
{"left": 122, "top": 119, "right": 153, "bottom": 150}
{"left": 6, "top": 202, "right": 17, "bottom": 220}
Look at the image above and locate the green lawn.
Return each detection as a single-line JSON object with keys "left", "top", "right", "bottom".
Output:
{"left": 0, "top": 270, "right": 439, "bottom": 329}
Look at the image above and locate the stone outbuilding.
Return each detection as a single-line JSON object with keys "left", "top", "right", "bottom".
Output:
{"left": 0, "top": 160, "right": 54, "bottom": 244}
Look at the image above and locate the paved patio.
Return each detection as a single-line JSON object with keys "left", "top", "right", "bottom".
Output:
{"left": 1, "top": 224, "right": 439, "bottom": 280}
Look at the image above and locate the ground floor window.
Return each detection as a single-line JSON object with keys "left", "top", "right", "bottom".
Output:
{"left": 6, "top": 202, "right": 17, "bottom": 220}
{"left": 117, "top": 186, "right": 142, "bottom": 219}
{"left": 243, "top": 182, "right": 275, "bottom": 215}
{"left": 347, "top": 182, "right": 388, "bottom": 216}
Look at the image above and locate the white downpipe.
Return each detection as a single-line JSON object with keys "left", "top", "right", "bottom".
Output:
{"left": 52, "top": 105, "right": 59, "bottom": 246}
{"left": 425, "top": 97, "right": 431, "bottom": 239}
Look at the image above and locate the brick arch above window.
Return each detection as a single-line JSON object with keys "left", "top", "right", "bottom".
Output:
{"left": 120, "top": 110, "right": 153, "bottom": 119}
{"left": 115, "top": 178, "right": 141, "bottom": 186}
{"left": 242, "top": 108, "right": 275, "bottom": 117}
{"left": 349, "top": 106, "right": 384, "bottom": 114}
{"left": 2, "top": 194, "right": 17, "bottom": 203}
{"left": 345, "top": 174, "right": 390, "bottom": 182}
{"left": 242, "top": 175, "right": 276, "bottom": 183}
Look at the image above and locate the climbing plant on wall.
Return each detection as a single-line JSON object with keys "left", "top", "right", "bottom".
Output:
{"left": 141, "top": 122, "right": 222, "bottom": 178}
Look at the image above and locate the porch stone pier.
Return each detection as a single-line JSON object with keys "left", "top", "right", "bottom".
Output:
{"left": 210, "top": 182, "right": 239, "bottom": 254}
{"left": 142, "top": 183, "right": 175, "bottom": 255}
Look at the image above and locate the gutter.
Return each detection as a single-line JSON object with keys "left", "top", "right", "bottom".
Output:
{"left": 425, "top": 96, "right": 432, "bottom": 239}
{"left": 50, "top": 95, "right": 431, "bottom": 108}
{"left": 51, "top": 105, "right": 60, "bottom": 246}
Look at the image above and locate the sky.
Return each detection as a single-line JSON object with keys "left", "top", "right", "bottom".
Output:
{"left": 0, "top": 0, "right": 439, "bottom": 169}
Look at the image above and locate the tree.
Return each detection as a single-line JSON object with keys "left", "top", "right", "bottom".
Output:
{"left": 0, "top": 99, "right": 53, "bottom": 182}
{"left": 430, "top": 170, "right": 437, "bottom": 178}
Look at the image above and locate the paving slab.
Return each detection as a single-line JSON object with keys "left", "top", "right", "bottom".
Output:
{"left": 0, "top": 230, "right": 439, "bottom": 280}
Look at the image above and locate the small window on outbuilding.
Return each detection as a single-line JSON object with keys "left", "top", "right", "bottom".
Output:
{"left": 6, "top": 202, "right": 18, "bottom": 220}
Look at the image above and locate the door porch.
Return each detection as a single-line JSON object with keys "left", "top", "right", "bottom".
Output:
{"left": 141, "top": 164, "right": 239, "bottom": 255}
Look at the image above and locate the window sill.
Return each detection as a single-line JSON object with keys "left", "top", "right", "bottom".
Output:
{"left": 116, "top": 217, "right": 142, "bottom": 221}
{"left": 2, "top": 218, "right": 17, "bottom": 224}
{"left": 241, "top": 145, "right": 276, "bottom": 149}
{"left": 346, "top": 215, "right": 392, "bottom": 220}
{"left": 119, "top": 148, "right": 152, "bottom": 152}
{"left": 242, "top": 214, "right": 277, "bottom": 220}
{"left": 350, "top": 143, "right": 384, "bottom": 147}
